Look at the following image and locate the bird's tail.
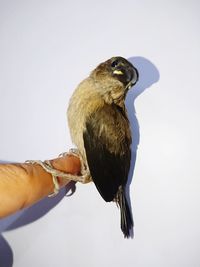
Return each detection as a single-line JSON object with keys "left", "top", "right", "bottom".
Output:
{"left": 116, "top": 186, "right": 133, "bottom": 238}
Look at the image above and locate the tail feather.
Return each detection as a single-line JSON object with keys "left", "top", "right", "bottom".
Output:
{"left": 117, "top": 187, "right": 133, "bottom": 238}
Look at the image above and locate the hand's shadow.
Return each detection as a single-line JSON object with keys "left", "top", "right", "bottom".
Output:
{"left": 125, "top": 56, "right": 160, "bottom": 237}
{"left": 0, "top": 159, "right": 76, "bottom": 267}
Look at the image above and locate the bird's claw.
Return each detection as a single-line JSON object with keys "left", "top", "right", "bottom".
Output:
{"left": 61, "top": 148, "right": 92, "bottom": 183}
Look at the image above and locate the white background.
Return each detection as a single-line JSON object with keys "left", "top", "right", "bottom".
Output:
{"left": 0, "top": 0, "right": 200, "bottom": 266}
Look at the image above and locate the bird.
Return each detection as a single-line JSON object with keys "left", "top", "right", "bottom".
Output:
{"left": 67, "top": 56, "right": 139, "bottom": 238}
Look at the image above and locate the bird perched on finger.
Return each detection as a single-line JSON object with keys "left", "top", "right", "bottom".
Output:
{"left": 67, "top": 56, "right": 139, "bottom": 238}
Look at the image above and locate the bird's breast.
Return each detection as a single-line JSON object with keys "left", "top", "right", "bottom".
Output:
{"left": 67, "top": 79, "right": 104, "bottom": 157}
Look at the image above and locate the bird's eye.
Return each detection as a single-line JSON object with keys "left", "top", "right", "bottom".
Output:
{"left": 111, "top": 60, "right": 119, "bottom": 68}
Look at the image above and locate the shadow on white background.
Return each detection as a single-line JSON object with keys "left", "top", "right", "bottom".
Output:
{"left": 126, "top": 56, "right": 160, "bottom": 237}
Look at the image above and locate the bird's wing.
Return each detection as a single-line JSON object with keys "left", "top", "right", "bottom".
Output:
{"left": 83, "top": 104, "right": 131, "bottom": 202}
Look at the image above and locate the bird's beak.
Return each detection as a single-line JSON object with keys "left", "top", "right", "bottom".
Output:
{"left": 131, "top": 67, "right": 139, "bottom": 86}
{"left": 125, "top": 67, "right": 139, "bottom": 90}
{"left": 126, "top": 81, "right": 134, "bottom": 91}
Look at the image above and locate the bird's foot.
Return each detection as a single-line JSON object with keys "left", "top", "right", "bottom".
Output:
{"left": 59, "top": 149, "right": 92, "bottom": 184}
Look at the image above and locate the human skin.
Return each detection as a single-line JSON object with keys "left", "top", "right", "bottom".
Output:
{"left": 0, "top": 155, "right": 81, "bottom": 218}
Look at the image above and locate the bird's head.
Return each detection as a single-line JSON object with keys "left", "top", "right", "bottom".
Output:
{"left": 91, "top": 56, "right": 139, "bottom": 91}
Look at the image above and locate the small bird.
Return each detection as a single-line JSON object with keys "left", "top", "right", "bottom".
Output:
{"left": 67, "top": 56, "right": 139, "bottom": 238}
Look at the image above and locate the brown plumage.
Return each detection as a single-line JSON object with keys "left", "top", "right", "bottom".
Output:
{"left": 67, "top": 56, "right": 139, "bottom": 238}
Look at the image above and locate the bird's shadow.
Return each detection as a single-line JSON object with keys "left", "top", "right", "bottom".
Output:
{"left": 0, "top": 159, "right": 76, "bottom": 267}
{"left": 125, "top": 56, "right": 160, "bottom": 238}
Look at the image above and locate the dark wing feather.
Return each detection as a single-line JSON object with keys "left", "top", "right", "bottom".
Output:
{"left": 83, "top": 104, "right": 131, "bottom": 202}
